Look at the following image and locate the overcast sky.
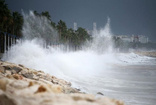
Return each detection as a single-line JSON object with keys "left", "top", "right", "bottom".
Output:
{"left": 5, "top": 0, "right": 156, "bottom": 42}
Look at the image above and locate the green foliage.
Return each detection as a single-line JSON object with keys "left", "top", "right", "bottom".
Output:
{"left": 41, "top": 11, "right": 51, "bottom": 20}
{"left": 32, "top": 11, "right": 92, "bottom": 47}
{"left": 12, "top": 12, "right": 23, "bottom": 37}
{"left": 33, "top": 11, "right": 40, "bottom": 16}
{"left": 56, "top": 21, "right": 91, "bottom": 47}
{"left": 67, "top": 28, "right": 79, "bottom": 46}
{"left": 76, "top": 27, "right": 91, "bottom": 44}
{"left": 57, "top": 20, "right": 68, "bottom": 42}
{"left": 0, "top": 0, "right": 23, "bottom": 37}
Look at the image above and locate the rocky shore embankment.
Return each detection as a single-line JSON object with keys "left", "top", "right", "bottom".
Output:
{"left": 0, "top": 60, "right": 124, "bottom": 105}
{"left": 135, "top": 51, "right": 156, "bottom": 57}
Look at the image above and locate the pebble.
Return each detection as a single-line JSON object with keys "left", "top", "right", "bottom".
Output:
{"left": 97, "top": 92, "right": 104, "bottom": 95}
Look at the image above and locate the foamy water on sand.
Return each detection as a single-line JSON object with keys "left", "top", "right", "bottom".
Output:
{"left": 65, "top": 53, "right": 156, "bottom": 105}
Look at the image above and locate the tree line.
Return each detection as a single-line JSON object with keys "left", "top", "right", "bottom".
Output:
{"left": 0, "top": 0, "right": 23, "bottom": 37}
{"left": 0, "top": 0, "right": 92, "bottom": 48}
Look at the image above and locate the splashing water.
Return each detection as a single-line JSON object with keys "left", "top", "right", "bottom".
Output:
{"left": 2, "top": 11, "right": 156, "bottom": 105}
{"left": 22, "top": 11, "right": 59, "bottom": 45}
{"left": 3, "top": 12, "right": 117, "bottom": 76}
{"left": 2, "top": 11, "right": 116, "bottom": 77}
{"left": 88, "top": 17, "right": 114, "bottom": 53}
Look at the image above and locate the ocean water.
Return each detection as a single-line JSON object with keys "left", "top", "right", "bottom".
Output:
{"left": 3, "top": 42, "right": 156, "bottom": 105}
{"left": 61, "top": 53, "right": 156, "bottom": 105}
{"left": 68, "top": 59, "right": 156, "bottom": 105}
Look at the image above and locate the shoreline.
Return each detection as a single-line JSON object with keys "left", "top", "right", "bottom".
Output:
{"left": 135, "top": 51, "right": 156, "bottom": 58}
{"left": 0, "top": 61, "right": 124, "bottom": 105}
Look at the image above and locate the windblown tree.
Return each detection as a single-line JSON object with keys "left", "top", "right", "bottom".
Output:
{"left": 0, "top": 0, "right": 23, "bottom": 37}
{"left": 41, "top": 11, "right": 51, "bottom": 20}
{"left": 33, "top": 11, "right": 41, "bottom": 16}
{"left": 12, "top": 12, "right": 23, "bottom": 37}
{"left": 0, "top": 0, "right": 12, "bottom": 32}
{"left": 0, "top": 0, "right": 92, "bottom": 51}
{"left": 33, "top": 11, "right": 92, "bottom": 48}
{"left": 76, "top": 27, "right": 91, "bottom": 46}
{"left": 57, "top": 20, "right": 68, "bottom": 42}
{"left": 67, "top": 28, "right": 78, "bottom": 45}
{"left": 41, "top": 11, "right": 56, "bottom": 28}
{"left": 32, "top": 10, "right": 92, "bottom": 48}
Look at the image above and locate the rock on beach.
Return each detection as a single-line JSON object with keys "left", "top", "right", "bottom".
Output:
{"left": 0, "top": 60, "right": 124, "bottom": 105}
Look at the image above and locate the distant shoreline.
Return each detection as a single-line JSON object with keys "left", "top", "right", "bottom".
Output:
{"left": 135, "top": 51, "right": 156, "bottom": 58}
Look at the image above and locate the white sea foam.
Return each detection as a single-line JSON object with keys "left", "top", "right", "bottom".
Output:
{"left": 2, "top": 12, "right": 116, "bottom": 78}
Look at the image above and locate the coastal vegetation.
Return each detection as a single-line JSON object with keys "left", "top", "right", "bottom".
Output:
{"left": 0, "top": 0, "right": 91, "bottom": 48}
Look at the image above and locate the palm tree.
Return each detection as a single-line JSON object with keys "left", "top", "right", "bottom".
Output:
{"left": 57, "top": 20, "right": 68, "bottom": 42}
{"left": 51, "top": 21, "right": 56, "bottom": 28}
{"left": 41, "top": 11, "right": 51, "bottom": 20}
{"left": 76, "top": 27, "right": 91, "bottom": 45}
{"left": 12, "top": 11, "right": 23, "bottom": 37}
{"left": 67, "top": 28, "right": 79, "bottom": 48}
{"left": 0, "top": 0, "right": 12, "bottom": 32}
{"left": 33, "top": 10, "right": 40, "bottom": 16}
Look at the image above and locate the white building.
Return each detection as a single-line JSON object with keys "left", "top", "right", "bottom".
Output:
{"left": 116, "top": 35, "right": 148, "bottom": 43}
{"left": 138, "top": 35, "right": 148, "bottom": 43}
{"left": 93, "top": 22, "right": 97, "bottom": 31}
{"left": 118, "top": 35, "right": 132, "bottom": 42}
{"left": 73, "top": 22, "right": 77, "bottom": 31}
{"left": 131, "top": 35, "right": 139, "bottom": 43}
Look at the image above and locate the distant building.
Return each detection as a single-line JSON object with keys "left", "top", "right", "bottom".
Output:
{"left": 85, "top": 22, "right": 149, "bottom": 44}
{"left": 73, "top": 22, "right": 77, "bottom": 31}
{"left": 116, "top": 35, "right": 148, "bottom": 43}
{"left": 138, "top": 35, "right": 148, "bottom": 43}
{"left": 132, "top": 35, "right": 139, "bottom": 43}
{"left": 117, "top": 35, "right": 132, "bottom": 42}
{"left": 93, "top": 22, "right": 97, "bottom": 31}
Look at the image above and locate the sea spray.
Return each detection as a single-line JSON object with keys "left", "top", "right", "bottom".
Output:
{"left": 86, "top": 17, "right": 114, "bottom": 53}
{"left": 3, "top": 11, "right": 153, "bottom": 79}
{"left": 2, "top": 11, "right": 118, "bottom": 79}
{"left": 22, "top": 11, "right": 59, "bottom": 45}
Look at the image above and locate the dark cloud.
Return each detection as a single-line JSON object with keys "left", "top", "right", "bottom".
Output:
{"left": 5, "top": 0, "right": 156, "bottom": 42}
